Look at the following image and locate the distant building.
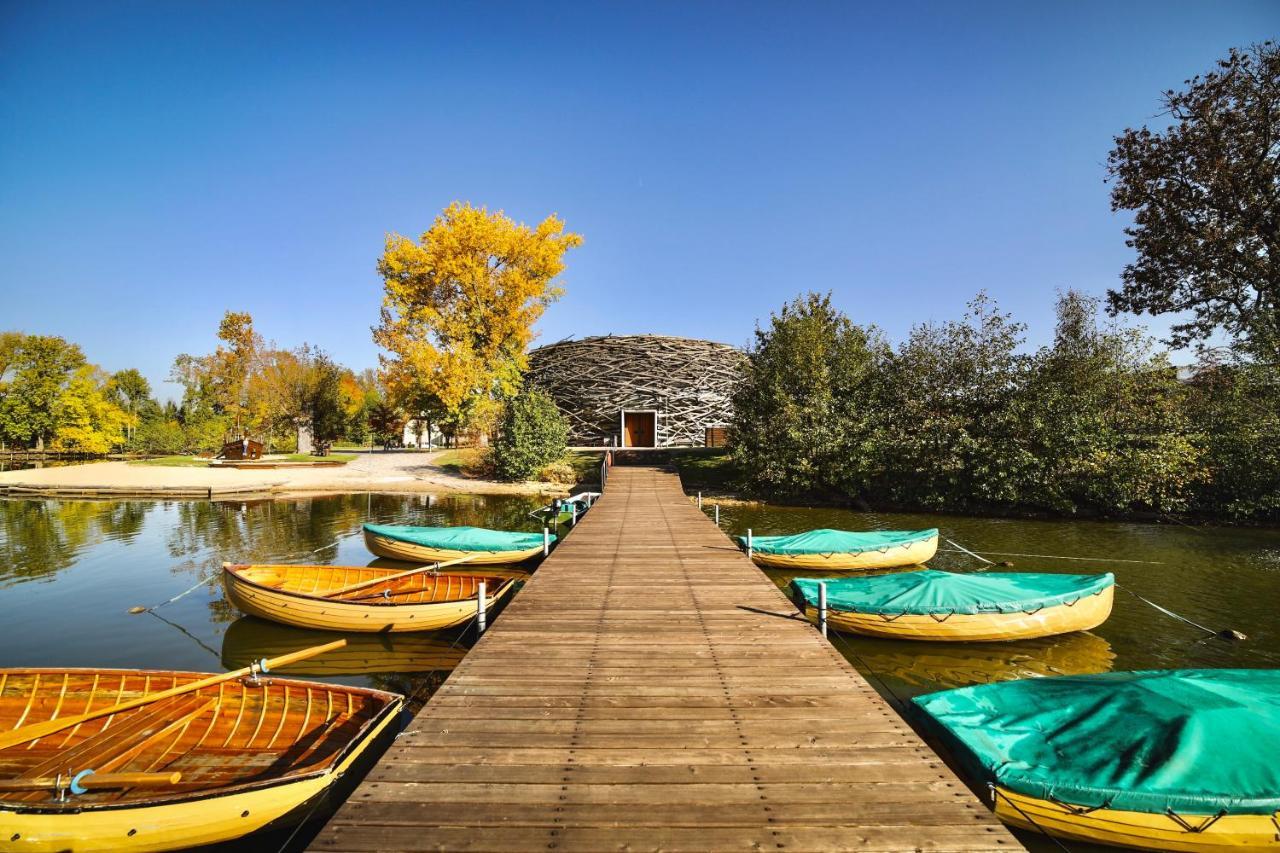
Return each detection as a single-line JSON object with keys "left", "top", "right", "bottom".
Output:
{"left": 526, "top": 335, "right": 745, "bottom": 448}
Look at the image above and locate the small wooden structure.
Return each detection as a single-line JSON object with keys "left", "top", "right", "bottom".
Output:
{"left": 215, "top": 438, "right": 263, "bottom": 461}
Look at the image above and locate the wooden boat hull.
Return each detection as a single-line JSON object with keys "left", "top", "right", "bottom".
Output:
{"left": 992, "top": 785, "right": 1277, "bottom": 852}
{"left": 363, "top": 528, "right": 543, "bottom": 565}
{"left": 0, "top": 669, "right": 401, "bottom": 853}
{"left": 805, "top": 584, "right": 1113, "bottom": 641}
{"left": 752, "top": 533, "right": 937, "bottom": 570}
{"left": 223, "top": 563, "right": 521, "bottom": 633}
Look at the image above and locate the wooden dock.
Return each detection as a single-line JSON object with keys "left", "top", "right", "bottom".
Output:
{"left": 310, "top": 466, "right": 1021, "bottom": 852}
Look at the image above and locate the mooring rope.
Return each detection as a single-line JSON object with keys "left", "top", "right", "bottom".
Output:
{"left": 938, "top": 547, "right": 1163, "bottom": 565}
{"left": 128, "top": 572, "right": 218, "bottom": 614}
{"left": 990, "top": 785, "right": 1075, "bottom": 852}
{"left": 943, "top": 538, "right": 996, "bottom": 566}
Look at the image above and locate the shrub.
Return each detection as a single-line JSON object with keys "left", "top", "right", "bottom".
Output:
{"left": 537, "top": 459, "right": 577, "bottom": 485}
{"left": 489, "top": 389, "right": 569, "bottom": 482}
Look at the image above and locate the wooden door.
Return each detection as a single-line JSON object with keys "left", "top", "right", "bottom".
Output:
{"left": 623, "top": 412, "right": 656, "bottom": 447}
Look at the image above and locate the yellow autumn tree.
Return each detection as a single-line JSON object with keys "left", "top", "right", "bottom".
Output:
{"left": 373, "top": 203, "right": 582, "bottom": 433}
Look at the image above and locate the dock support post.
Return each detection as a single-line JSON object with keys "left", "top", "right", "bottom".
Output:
{"left": 714, "top": 504, "right": 720, "bottom": 526}
{"left": 697, "top": 492, "right": 702, "bottom": 509}
{"left": 746, "top": 529, "right": 753, "bottom": 560}
{"left": 572, "top": 504, "right": 578, "bottom": 526}
{"left": 817, "top": 581, "right": 828, "bottom": 638}
{"left": 477, "top": 581, "right": 487, "bottom": 634}
{"left": 543, "top": 527, "right": 551, "bottom": 556}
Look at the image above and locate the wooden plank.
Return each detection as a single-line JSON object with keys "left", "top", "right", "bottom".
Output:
{"left": 308, "top": 466, "right": 1020, "bottom": 852}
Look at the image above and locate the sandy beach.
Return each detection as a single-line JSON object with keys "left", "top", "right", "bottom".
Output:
{"left": 0, "top": 450, "right": 569, "bottom": 499}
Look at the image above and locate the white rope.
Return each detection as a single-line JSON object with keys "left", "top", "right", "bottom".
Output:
{"left": 938, "top": 548, "right": 1163, "bottom": 565}
{"left": 943, "top": 538, "right": 996, "bottom": 565}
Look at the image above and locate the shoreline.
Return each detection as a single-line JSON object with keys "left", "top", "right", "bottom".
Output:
{"left": 0, "top": 451, "right": 574, "bottom": 501}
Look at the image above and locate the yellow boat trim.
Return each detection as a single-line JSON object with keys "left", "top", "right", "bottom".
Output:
{"left": 751, "top": 534, "right": 938, "bottom": 571}
{"left": 805, "top": 584, "right": 1114, "bottom": 641}
{"left": 992, "top": 785, "right": 1280, "bottom": 852}
{"left": 363, "top": 529, "right": 544, "bottom": 565}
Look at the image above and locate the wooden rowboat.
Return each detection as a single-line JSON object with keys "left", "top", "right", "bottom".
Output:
{"left": 362, "top": 523, "right": 550, "bottom": 565}
{"left": 915, "top": 669, "right": 1280, "bottom": 851}
{"left": 791, "top": 570, "right": 1115, "bottom": 641}
{"left": 741, "top": 528, "right": 939, "bottom": 571}
{"left": 0, "top": 667, "right": 401, "bottom": 853}
{"left": 223, "top": 563, "right": 523, "bottom": 632}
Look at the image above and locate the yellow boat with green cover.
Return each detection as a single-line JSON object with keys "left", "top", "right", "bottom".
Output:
{"left": 363, "top": 523, "right": 550, "bottom": 564}
{"left": 0, "top": 667, "right": 401, "bottom": 853}
{"left": 223, "top": 562, "right": 523, "bottom": 632}
{"left": 790, "top": 570, "right": 1115, "bottom": 641}
{"left": 740, "top": 528, "right": 938, "bottom": 570}
{"left": 914, "top": 669, "right": 1280, "bottom": 851}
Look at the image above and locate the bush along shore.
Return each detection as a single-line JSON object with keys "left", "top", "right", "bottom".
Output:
{"left": 728, "top": 291, "right": 1280, "bottom": 525}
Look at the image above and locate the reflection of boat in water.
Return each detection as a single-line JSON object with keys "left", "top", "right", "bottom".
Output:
{"left": 221, "top": 617, "right": 468, "bottom": 676}
{"left": 842, "top": 631, "right": 1116, "bottom": 690}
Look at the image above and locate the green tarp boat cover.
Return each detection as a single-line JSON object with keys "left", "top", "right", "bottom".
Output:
{"left": 913, "top": 669, "right": 1280, "bottom": 815}
{"left": 791, "top": 569, "right": 1113, "bottom": 615}
{"left": 737, "top": 528, "right": 937, "bottom": 555}
{"left": 363, "top": 524, "right": 553, "bottom": 552}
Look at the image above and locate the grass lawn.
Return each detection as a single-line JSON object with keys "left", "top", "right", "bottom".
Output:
{"left": 563, "top": 451, "right": 605, "bottom": 484}
{"left": 129, "top": 455, "right": 211, "bottom": 468}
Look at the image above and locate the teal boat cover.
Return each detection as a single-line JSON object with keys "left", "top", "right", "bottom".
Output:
{"left": 737, "top": 528, "right": 937, "bottom": 555}
{"left": 363, "top": 524, "right": 553, "bottom": 552}
{"left": 791, "top": 569, "right": 1113, "bottom": 615}
{"left": 913, "top": 669, "right": 1280, "bottom": 815}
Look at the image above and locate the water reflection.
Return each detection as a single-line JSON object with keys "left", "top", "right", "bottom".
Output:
{"left": 0, "top": 499, "right": 155, "bottom": 585}
{"left": 835, "top": 631, "right": 1115, "bottom": 696}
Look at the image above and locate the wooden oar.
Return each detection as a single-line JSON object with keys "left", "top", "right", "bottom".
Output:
{"left": 320, "top": 554, "right": 479, "bottom": 599}
{"left": 0, "top": 640, "right": 347, "bottom": 752}
{"left": 0, "top": 770, "right": 182, "bottom": 793}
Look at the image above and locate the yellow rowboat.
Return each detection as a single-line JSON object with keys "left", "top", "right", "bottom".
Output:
{"left": 222, "top": 563, "right": 523, "bottom": 633}
{"left": 741, "top": 528, "right": 938, "bottom": 570}
{"left": 362, "top": 523, "right": 551, "bottom": 565}
{"left": 0, "top": 667, "right": 401, "bottom": 853}
{"left": 791, "top": 570, "right": 1115, "bottom": 641}
{"left": 221, "top": 617, "right": 468, "bottom": 676}
{"left": 914, "top": 670, "right": 1280, "bottom": 852}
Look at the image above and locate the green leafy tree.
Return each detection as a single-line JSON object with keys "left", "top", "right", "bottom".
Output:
{"left": 489, "top": 389, "right": 569, "bottom": 481}
{"left": 1184, "top": 361, "right": 1280, "bottom": 520}
{"left": 731, "top": 293, "right": 885, "bottom": 501}
{"left": 0, "top": 335, "right": 87, "bottom": 450}
{"left": 1107, "top": 42, "right": 1280, "bottom": 359}
{"left": 107, "top": 368, "right": 153, "bottom": 446}
{"left": 870, "top": 294, "right": 1034, "bottom": 511}
{"left": 1022, "top": 292, "right": 1201, "bottom": 514}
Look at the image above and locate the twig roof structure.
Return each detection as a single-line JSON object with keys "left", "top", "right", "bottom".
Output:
{"left": 526, "top": 335, "right": 745, "bottom": 446}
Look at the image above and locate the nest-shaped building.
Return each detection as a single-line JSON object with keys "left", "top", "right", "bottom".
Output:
{"left": 526, "top": 335, "right": 745, "bottom": 448}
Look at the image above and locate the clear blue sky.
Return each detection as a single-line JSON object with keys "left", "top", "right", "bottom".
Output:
{"left": 1, "top": 2, "right": 1275, "bottom": 400}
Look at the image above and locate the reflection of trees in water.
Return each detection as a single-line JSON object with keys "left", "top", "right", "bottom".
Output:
{"left": 0, "top": 498, "right": 155, "bottom": 585}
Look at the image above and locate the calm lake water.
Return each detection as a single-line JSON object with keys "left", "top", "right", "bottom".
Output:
{"left": 1, "top": 491, "right": 1278, "bottom": 852}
